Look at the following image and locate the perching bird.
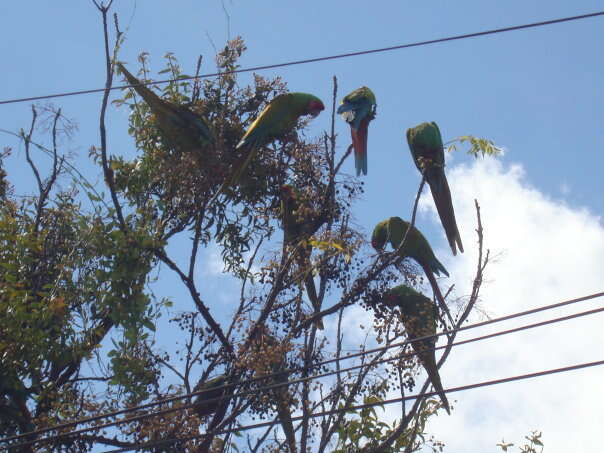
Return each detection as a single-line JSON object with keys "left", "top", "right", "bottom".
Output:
{"left": 337, "top": 86, "right": 377, "bottom": 176}
{"left": 193, "top": 374, "right": 233, "bottom": 419}
{"left": 383, "top": 284, "right": 451, "bottom": 414}
{"left": 116, "top": 62, "right": 214, "bottom": 154}
{"left": 229, "top": 92, "right": 325, "bottom": 187}
{"left": 406, "top": 122, "right": 463, "bottom": 255}
{"left": 371, "top": 216, "right": 451, "bottom": 321}
{"left": 280, "top": 184, "right": 324, "bottom": 330}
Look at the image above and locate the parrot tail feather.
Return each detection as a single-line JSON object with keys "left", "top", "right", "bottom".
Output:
{"left": 206, "top": 146, "right": 256, "bottom": 208}
{"left": 419, "top": 351, "right": 451, "bottom": 415}
{"left": 422, "top": 266, "right": 453, "bottom": 327}
{"left": 426, "top": 170, "right": 464, "bottom": 255}
{"left": 351, "top": 119, "right": 369, "bottom": 176}
{"left": 117, "top": 63, "right": 167, "bottom": 114}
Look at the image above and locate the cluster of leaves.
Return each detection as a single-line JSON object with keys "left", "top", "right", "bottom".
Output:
{"left": 498, "top": 431, "right": 544, "bottom": 453}
{"left": 0, "top": 108, "right": 161, "bottom": 437}
{"left": 333, "top": 382, "right": 445, "bottom": 453}
{"left": 446, "top": 135, "right": 503, "bottom": 157}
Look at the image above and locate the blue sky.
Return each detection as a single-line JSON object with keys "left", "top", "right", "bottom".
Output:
{"left": 2, "top": 1, "right": 603, "bottom": 451}
{"left": 2, "top": 1, "right": 603, "bottom": 224}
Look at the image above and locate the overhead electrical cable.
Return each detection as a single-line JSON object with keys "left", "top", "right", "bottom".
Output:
{"left": 0, "top": 11, "right": 602, "bottom": 106}
{"left": 3, "top": 293, "right": 603, "bottom": 450}
{"left": 99, "top": 358, "right": 604, "bottom": 452}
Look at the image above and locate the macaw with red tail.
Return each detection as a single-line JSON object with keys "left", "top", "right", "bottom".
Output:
{"left": 229, "top": 92, "right": 324, "bottom": 187}
{"left": 406, "top": 122, "right": 463, "bottom": 255}
{"left": 337, "top": 86, "right": 376, "bottom": 176}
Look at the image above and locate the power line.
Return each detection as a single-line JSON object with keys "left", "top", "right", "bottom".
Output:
{"left": 2, "top": 291, "right": 602, "bottom": 446}
{"left": 4, "top": 295, "right": 603, "bottom": 450}
{"left": 101, "top": 358, "right": 604, "bottom": 453}
{"left": 0, "top": 11, "right": 602, "bottom": 107}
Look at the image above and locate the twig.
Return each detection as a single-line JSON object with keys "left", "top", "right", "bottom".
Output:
{"left": 296, "top": 174, "right": 427, "bottom": 332}
{"left": 95, "top": 0, "right": 126, "bottom": 230}
{"left": 154, "top": 249, "right": 233, "bottom": 354}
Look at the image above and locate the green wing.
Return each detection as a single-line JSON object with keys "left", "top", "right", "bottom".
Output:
{"left": 387, "top": 217, "right": 448, "bottom": 277}
{"left": 237, "top": 92, "right": 323, "bottom": 149}
{"left": 406, "top": 122, "right": 444, "bottom": 172}
{"left": 384, "top": 285, "right": 450, "bottom": 414}
{"left": 224, "top": 93, "right": 323, "bottom": 191}
{"left": 117, "top": 62, "right": 213, "bottom": 151}
{"left": 406, "top": 122, "right": 463, "bottom": 255}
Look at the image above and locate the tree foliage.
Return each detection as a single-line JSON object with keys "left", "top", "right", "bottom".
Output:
{"left": 0, "top": 4, "right": 515, "bottom": 453}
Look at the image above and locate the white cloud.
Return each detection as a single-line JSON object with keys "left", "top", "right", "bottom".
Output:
{"left": 416, "top": 157, "right": 604, "bottom": 452}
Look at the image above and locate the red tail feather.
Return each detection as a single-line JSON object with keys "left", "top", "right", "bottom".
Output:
{"left": 350, "top": 118, "right": 369, "bottom": 176}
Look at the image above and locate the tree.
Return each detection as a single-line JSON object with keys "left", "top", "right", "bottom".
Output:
{"left": 0, "top": 2, "right": 505, "bottom": 452}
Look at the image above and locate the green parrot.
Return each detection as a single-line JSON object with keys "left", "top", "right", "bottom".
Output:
{"left": 228, "top": 92, "right": 325, "bottom": 187}
{"left": 406, "top": 122, "right": 463, "bottom": 255}
{"left": 383, "top": 285, "right": 451, "bottom": 414}
{"left": 371, "top": 216, "right": 451, "bottom": 320}
{"left": 117, "top": 62, "right": 214, "bottom": 153}
{"left": 337, "top": 86, "right": 377, "bottom": 176}
{"left": 193, "top": 374, "right": 233, "bottom": 419}
{"left": 280, "top": 184, "right": 324, "bottom": 330}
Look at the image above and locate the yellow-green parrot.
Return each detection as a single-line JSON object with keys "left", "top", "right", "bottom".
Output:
{"left": 383, "top": 285, "right": 451, "bottom": 414}
{"left": 228, "top": 92, "right": 325, "bottom": 187}
{"left": 371, "top": 216, "right": 450, "bottom": 319}
{"left": 406, "top": 122, "right": 463, "bottom": 255}
{"left": 117, "top": 62, "right": 214, "bottom": 154}
{"left": 337, "top": 86, "right": 377, "bottom": 176}
{"left": 280, "top": 184, "right": 324, "bottom": 330}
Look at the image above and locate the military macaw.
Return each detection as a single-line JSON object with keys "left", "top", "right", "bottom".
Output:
{"left": 383, "top": 284, "right": 451, "bottom": 414}
{"left": 228, "top": 92, "right": 325, "bottom": 187}
{"left": 194, "top": 374, "right": 233, "bottom": 419}
{"left": 371, "top": 216, "right": 451, "bottom": 322}
{"left": 406, "top": 122, "right": 463, "bottom": 255}
{"left": 117, "top": 63, "right": 214, "bottom": 153}
{"left": 337, "top": 86, "right": 377, "bottom": 176}
{"left": 280, "top": 184, "right": 324, "bottom": 330}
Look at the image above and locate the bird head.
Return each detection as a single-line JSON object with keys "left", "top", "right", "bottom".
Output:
{"left": 307, "top": 99, "right": 325, "bottom": 118}
{"left": 382, "top": 291, "right": 399, "bottom": 308}
{"left": 371, "top": 222, "right": 388, "bottom": 251}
